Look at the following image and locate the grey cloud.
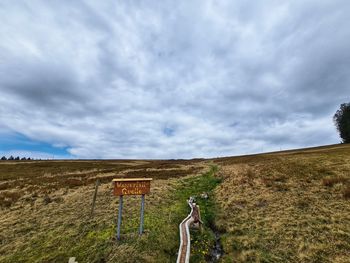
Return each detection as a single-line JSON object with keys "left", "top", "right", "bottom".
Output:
{"left": 0, "top": 0, "right": 348, "bottom": 158}
{"left": 2, "top": 62, "right": 79, "bottom": 103}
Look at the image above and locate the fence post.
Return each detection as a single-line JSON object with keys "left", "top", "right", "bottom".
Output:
{"left": 90, "top": 179, "right": 100, "bottom": 218}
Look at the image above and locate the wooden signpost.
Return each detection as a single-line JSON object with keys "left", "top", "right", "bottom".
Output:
{"left": 112, "top": 178, "right": 152, "bottom": 240}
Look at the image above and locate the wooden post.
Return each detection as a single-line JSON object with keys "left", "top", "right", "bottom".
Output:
{"left": 90, "top": 179, "right": 100, "bottom": 218}
{"left": 117, "top": 195, "right": 123, "bottom": 240}
{"left": 139, "top": 194, "right": 145, "bottom": 235}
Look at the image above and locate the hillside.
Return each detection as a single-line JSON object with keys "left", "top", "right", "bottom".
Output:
{"left": 0, "top": 159, "right": 217, "bottom": 262}
{"left": 0, "top": 144, "right": 349, "bottom": 262}
{"left": 213, "top": 144, "right": 350, "bottom": 262}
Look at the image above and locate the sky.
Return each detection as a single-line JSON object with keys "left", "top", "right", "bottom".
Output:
{"left": 0, "top": 0, "right": 349, "bottom": 159}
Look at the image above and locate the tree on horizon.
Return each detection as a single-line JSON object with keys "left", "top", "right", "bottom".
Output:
{"left": 334, "top": 103, "right": 350, "bottom": 143}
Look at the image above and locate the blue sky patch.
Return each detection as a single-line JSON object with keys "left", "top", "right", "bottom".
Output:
{"left": 163, "top": 127, "right": 175, "bottom": 137}
{"left": 0, "top": 132, "right": 70, "bottom": 158}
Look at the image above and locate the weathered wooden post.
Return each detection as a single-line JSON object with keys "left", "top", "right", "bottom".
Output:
{"left": 90, "top": 179, "right": 100, "bottom": 218}
{"left": 112, "top": 178, "right": 152, "bottom": 240}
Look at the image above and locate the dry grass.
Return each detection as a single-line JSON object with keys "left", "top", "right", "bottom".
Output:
{"left": 0, "top": 159, "right": 203, "bottom": 207}
{"left": 1, "top": 144, "right": 350, "bottom": 262}
{"left": 0, "top": 191, "right": 22, "bottom": 207}
{"left": 0, "top": 159, "right": 209, "bottom": 262}
{"left": 213, "top": 144, "right": 350, "bottom": 262}
{"left": 322, "top": 176, "right": 348, "bottom": 187}
{"left": 344, "top": 186, "right": 350, "bottom": 199}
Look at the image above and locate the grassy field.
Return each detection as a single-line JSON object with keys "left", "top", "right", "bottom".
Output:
{"left": 213, "top": 144, "right": 350, "bottom": 262}
{"left": 0, "top": 144, "right": 350, "bottom": 262}
{"left": 0, "top": 159, "right": 220, "bottom": 262}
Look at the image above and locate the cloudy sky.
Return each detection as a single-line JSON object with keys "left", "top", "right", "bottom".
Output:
{"left": 0, "top": 0, "right": 349, "bottom": 159}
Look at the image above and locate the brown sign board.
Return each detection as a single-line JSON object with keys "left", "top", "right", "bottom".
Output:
{"left": 113, "top": 178, "right": 152, "bottom": 196}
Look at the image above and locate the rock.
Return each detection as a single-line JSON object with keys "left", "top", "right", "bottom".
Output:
{"left": 200, "top": 192, "right": 209, "bottom": 199}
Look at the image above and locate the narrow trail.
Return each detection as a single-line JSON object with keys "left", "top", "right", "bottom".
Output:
{"left": 176, "top": 197, "right": 197, "bottom": 263}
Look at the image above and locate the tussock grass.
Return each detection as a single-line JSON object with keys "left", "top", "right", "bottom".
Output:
{"left": 344, "top": 186, "right": 350, "bottom": 199}
{"left": 0, "top": 160, "right": 216, "bottom": 262}
{"left": 322, "top": 176, "right": 348, "bottom": 187}
{"left": 213, "top": 144, "right": 350, "bottom": 262}
{"left": 2, "top": 144, "right": 349, "bottom": 262}
{"left": 0, "top": 159, "right": 203, "bottom": 207}
{"left": 0, "top": 191, "right": 21, "bottom": 207}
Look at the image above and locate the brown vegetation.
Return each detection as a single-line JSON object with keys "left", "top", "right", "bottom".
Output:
{"left": 212, "top": 144, "right": 350, "bottom": 262}
{"left": 0, "top": 159, "right": 204, "bottom": 207}
{"left": 322, "top": 176, "right": 348, "bottom": 187}
{"left": 344, "top": 186, "right": 350, "bottom": 199}
{"left": 0, "top": 158, "right": 209, "bottom": 262}
{"left": 1, "top": 144, "right": 350, "bottom": 262}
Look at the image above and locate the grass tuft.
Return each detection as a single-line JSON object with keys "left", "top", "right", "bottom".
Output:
{"left": 343, "top": 186, "right": 350, "bottom": 199}
{"left": 322, "top": 176, "right": 348, "bottom": 187}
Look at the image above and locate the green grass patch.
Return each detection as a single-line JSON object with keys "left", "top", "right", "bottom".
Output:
{"left": 173, "top": 165, "right": 221, "bottom": 261}
{"left": 119, "top": 164, "right": 221, "bottom": 262}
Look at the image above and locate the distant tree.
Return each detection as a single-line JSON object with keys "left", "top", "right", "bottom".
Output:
{"left": 1, "top": 156, "right": 7, "bottom": 160}
{"left": 334, "top": 103, "right": 350, "bottom": 143}
{"left": 27, "top": 157, "right": 31, "bottom": 160}
{"left": 8, "top": 155, "right": 14, "bottom": 160}
{"left": 15, "top": 156, "right": 20, "bottom": 160}
{"left": 21, "top": 157, "right": 27, "bottom": 160}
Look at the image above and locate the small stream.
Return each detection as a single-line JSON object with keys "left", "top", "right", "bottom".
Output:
{"left": 207, "top": 224, "right": 224, "bottom": 262}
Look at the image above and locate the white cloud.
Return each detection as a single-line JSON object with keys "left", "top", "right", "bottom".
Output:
{"left": 0, "top": 0, "right": 349, "bottom": 158}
